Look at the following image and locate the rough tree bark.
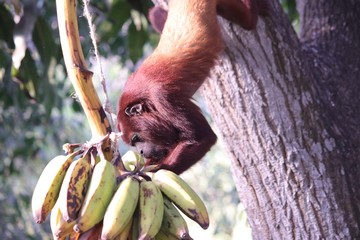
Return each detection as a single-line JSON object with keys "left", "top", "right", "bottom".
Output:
{"left": 153, "top": 0, "right": 360, "bottom": 239}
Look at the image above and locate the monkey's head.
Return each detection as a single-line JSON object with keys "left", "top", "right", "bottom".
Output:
{"left": 117, "top": 74, "right": 180, "bottom": 166}
{"left": 118, "top": 102, "right": 169, "bottom": 162}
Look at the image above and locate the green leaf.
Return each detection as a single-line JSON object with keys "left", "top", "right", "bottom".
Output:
{"left": 0, "top": 4, "right": 15, "bottom": 47}
{"left": 108, "top": 0, "right": 132, "bottom": 27}
{"left": 127, "top": 21, "right": 148, "bottom": 62}
{"left": 32, "top": 16, "right": 59, "bottom": 71}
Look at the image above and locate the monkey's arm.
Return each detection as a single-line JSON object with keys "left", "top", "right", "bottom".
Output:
{"left": 149, "top": 0, "right": 268, "bottom": 34}
{"left": 160, "top": 135, "right": 216, "bottom": 174}
{"left": 217, "top": 0, "right": 267, "bottom": 29}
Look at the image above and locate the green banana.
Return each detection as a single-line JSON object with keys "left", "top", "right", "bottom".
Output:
{"left": 121, "top": 150, "right": 144, "bottom": 171}
{"left": 31, "top": 153, "right": 76, "bottom": 223}
{"left": 155, "top": 230, "right": 179, "bottom": 240}
{"left": 138, "top": 180, "right": 164, "bottom": 240}
{"left": 101, "top": 176, "right": 140, "bottom": 240}
{"left": 114, "top": 218, "right": 133, "bottom": 240}
{"left": 50, "top": 201, "right": 76, "bottom": 239}
{"left": 151, "top": 169, "right": 209, "bottom": 229}
{"left": 74, "top": 158, "right": 116, "bottom": 233}
{"left": 58, "top": 155, "right": 92, "bottom": 222}
{"left": 162, "top": 197, "right": 192, "bottom": 240}
{"left": 131, "top": 209, "right": 140, "bottom": 240}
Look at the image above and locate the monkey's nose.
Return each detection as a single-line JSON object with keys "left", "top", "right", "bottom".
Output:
{"left": 139, "top": 149, "right": 151, "bottom": 159}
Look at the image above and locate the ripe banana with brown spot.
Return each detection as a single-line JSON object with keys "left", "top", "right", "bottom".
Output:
{"left": 162, "top": 197, "right": 192, "bottom": 240}
{"left": 139, "top": 180, "right": 164, "bottom": 240}
{"left": 50, "top": 201, "right": 75, "bottom": 239}
{"left": 58, "top": 155, "right": 92, "bottom": 222}
{"left": 31, "top": 153, "right": 77, "bottom": 223}
{"left": 74, "top": 158, "right": 117, "bottom": 233}
{"left": 77, "top": 222, "right": 103, "bottom": 240}
{"left": 151, "top": 169, "right": 209, "bottom": 229}
{"left": 101, "top": 176, "right": 140, "bottom": 240}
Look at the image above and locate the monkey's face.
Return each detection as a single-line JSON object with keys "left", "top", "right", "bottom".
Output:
{"left": 129, "top": 134, "right": 169, "bottom": 162}
{"left": 118, "top": 100, "right": 178, "bottom": 165}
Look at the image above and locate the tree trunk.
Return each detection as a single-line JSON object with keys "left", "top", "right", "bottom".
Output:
{"left": 202, "top": 0, "right": 360, "bottom": 239}
{"left": 155, "top": 0, "right": 360, "bottom": 239}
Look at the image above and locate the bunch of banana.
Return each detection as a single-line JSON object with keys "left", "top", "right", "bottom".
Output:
{"left": 100, "top": 177, "right": 164, "bottom": 240}
{"left": 32, "top": 146, "right": 117, "bottom": 238}
{"left": 33, "top": 148, "right": 209, "bottom": 240}
{"left": 100, "top": 169, "right": 209, "bottom": 240}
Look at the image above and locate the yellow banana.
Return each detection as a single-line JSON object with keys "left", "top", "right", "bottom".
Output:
{"left": 101, "top": 176, "right": 140, "bottom": 240}
{"left": 162, "top": 197, "right": 192, "bottom": 240}
{"left": 151, "top": 169, "right": 209, "bottom": 229}
{"left": 74, "top": 158, "right": 117, "bottom": 233}
{"left": 58, "top": 155, "right": 92, "bottom": 222}
{"left": 138, "top": 180, "right": 164, "bottom": 240}
{"left": 50, "top": 201, "right": 76, "bottom": 239}
{"left": 31, "top": 153, "right": 76, "bottom": 223}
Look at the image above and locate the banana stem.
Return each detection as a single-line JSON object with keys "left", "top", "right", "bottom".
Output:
{"left": 56, "top": 0, "right": 113, "bottom": 160}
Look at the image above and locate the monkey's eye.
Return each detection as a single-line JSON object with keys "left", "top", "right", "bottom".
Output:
{"left": 131, "top": 134, "right": 141, "bottom": 146}
{"left": 125, "top": 103, "right": 143, "bottom": 116}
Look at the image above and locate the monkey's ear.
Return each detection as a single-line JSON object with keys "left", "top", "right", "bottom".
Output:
{"left": 125, "top": 103, "right": 143, "bottom": 116}
{"left": 148, "top": 6, "right": 168, "bottom": 33}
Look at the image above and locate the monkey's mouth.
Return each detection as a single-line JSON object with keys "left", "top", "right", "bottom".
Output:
{"left": 138, "top": 147, "right": 169, "bottom": 163}
{"left": 131, "top": 135, "right": 169, "bottom": 162}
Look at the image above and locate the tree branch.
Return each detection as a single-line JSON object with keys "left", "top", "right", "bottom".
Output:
{"left": 56, "top": 0, "right": 113, "bottom": 160}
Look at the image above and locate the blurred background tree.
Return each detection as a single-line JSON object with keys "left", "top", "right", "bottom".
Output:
{"left": 0, "top": 0, "right": 297, "bottom": 239}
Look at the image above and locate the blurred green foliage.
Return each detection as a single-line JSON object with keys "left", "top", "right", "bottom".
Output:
{"left": 0, "top": 0, "right": 154, "bottom": 238}
{"left": 0, "top": 0, "right": 299, "bottom": 239}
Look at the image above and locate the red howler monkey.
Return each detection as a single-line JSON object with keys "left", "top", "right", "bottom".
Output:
{"left": 118, "top": 0, "right": 266, "bottom": 174}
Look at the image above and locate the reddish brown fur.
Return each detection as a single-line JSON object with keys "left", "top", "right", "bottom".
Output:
{"left": 118, "top": 0, "right": 266, "bottom": 174}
